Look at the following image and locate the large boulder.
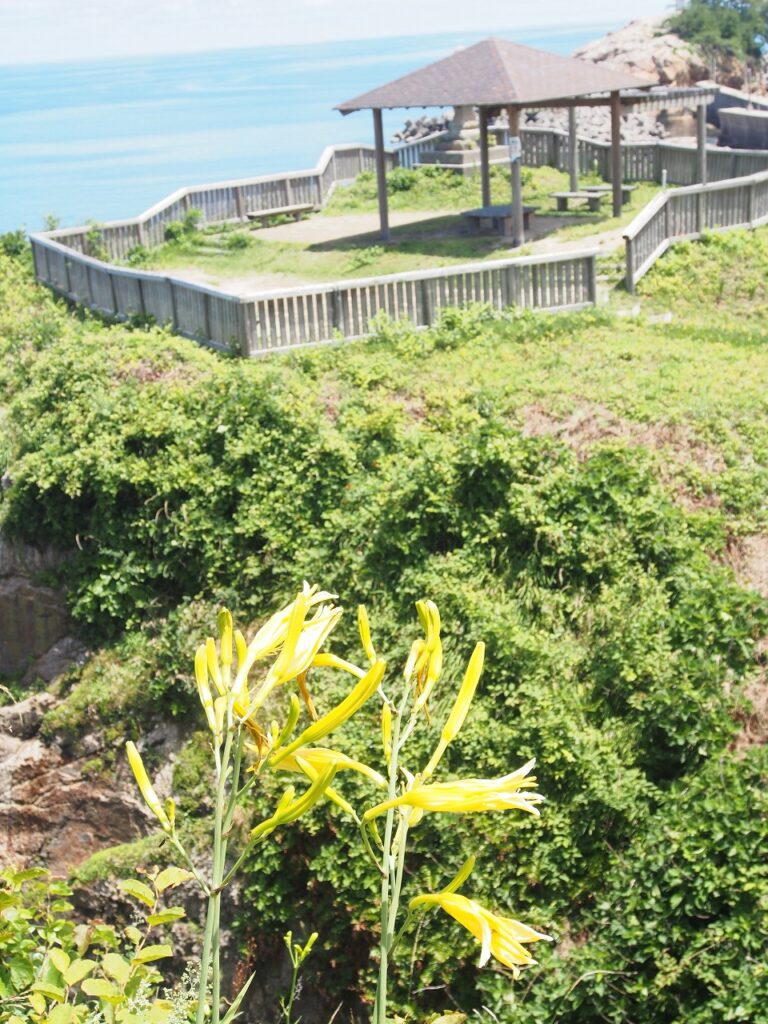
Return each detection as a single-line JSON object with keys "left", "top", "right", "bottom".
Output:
{"left": 574, "top": 16, "right": 733, "bottom": 88}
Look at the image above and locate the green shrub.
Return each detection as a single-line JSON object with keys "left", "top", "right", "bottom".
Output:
{"left": 1, "top": 229, "right": 27, "bottom": 258}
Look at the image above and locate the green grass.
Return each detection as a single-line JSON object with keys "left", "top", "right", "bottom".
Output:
{"left": 138, "top": 165, "right": 661, "bottom": 284}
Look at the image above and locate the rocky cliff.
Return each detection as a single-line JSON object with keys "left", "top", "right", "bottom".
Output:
{"left": 573, "top": 16, "right": 750, "bottom": 91}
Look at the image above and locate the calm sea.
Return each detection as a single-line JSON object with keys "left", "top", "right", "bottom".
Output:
{"left": 0, "top": 25, "right": 616, "bottom": 233}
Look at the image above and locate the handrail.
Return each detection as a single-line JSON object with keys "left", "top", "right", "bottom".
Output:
{"left": 623, "top": 167, "right": 768, "bottom": 291}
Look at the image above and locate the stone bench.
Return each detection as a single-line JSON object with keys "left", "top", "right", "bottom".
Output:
{"left": 549, "top": 191, "right": 607, "bottom": 213}
{"left": 582, "top": 184, "right": 639, "bottom": 206}
{"left": 246, "top": 202, "right": 315, "bottom": 226}
{"left": 462, "top": 203, "right": 536, "bottom": 237}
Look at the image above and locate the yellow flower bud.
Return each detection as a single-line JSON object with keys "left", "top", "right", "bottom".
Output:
{"left": 126, "top": 742, "right": 171, "bottom": 832}
{"left": 357, "top": 605, "right": 376, "bottom": 665}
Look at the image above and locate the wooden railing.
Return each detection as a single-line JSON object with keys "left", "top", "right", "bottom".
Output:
{"left": 31, "top": 231, "right": 597, "bottom": 354}
{"left": 38, "top": 143, "right": 397, "bottom": 263}
{"left": 31, "top": 126, "right": 768, "bottom": 352}
{"left": 623, "top": 168, "right": 768, "bottom": 292}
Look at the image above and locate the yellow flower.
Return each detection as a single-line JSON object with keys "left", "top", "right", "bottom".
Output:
{"left": 275, "top": 747, "right": 386, "bottom": 787}
{"left": 409, "top": 891, "right": 550, "bottom": 973}
{"left": 230, "top": 583, "right": 337, "bottom": 700}
{"left": 423, "top": 642, "right": 485, "bottom": 778}
{"left": 408, "top": 600, "right": 443, "bottom": 714}
{"left": 271, "top": 660, "right": 385, "bottom": 766}
{"left": 126, "top": 741, "right": 171, "bottom": 832}
{"left": 363, "top": 759, "right": 542, "bottom": 821}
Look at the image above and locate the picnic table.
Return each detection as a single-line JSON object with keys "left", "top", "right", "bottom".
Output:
{"left": 462, "top": 203, "right": 536, "bottom": 237}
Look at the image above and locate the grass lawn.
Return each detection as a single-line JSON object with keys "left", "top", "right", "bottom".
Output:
{"left": 137, "top": 165, "right": 660, "bottom": 284}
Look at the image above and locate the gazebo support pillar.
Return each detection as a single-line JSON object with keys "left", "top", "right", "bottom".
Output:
{"left": 479, "top": 107, "right": 491, "bottom": 207}
{"left": 508, "top": 105, "right": 524, "bottom": 247}
{"left": 373, "top": 108, "right": 390, "bottom": 241}
{"left": 697, "top": 102, "right": 708, "bottom": 185}
{"left": 609, "top": 90, "right": 622, "bottom": 217}
{"left": 568, "top": 107, "right": 578, "bottom": 192}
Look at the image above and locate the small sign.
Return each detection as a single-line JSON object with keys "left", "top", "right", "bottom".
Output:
{"left": 508, "top": 136, "right": 522, "bottom": 162}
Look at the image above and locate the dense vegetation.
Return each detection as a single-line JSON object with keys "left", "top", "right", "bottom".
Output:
{"left": 1, "top": 226, "right": 767, "bottom": 1024}
{"left": 668, "top": 0, "right": 768, "bottom": 63}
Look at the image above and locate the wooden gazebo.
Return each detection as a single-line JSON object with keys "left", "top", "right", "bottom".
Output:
{"left": 337, "top": 39, "right": 660, "bottom": 243}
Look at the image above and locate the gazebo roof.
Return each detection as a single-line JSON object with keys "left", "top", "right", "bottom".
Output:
{"left": 336, "top": 37, "right": 653, "bottom": 113}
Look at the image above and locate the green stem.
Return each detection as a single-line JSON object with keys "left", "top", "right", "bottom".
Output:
{"left": 211, "top": 730, "right": 233, "bottom": 1024}
{"left": 283, "top": 960, "right": 301, "bottom": 1024}
{"left": 196, "top": 729, "right": 233, "bottom": 1024}
{"left": 373, "top": 682, "right": 411, "bottom": 1024}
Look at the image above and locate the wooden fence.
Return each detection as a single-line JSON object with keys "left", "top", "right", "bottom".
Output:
{"left": 30, "top": 125, "right": 768, "bottom": 352}
{"left": 623, "top": 168, "right": 768, "bottom": 291}
{"left": 30, "top": 231, "right": 597, "bottom": 354}
{"left": 37, "top": 143, "right": 396, "bottom": 263}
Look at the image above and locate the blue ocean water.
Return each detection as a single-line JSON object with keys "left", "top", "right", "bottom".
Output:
{"left": 0, "top": 25, "right": 617, "bottom": 233}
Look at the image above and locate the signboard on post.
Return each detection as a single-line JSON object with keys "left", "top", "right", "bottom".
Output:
{"left": 508, "top": 136, "right": 522, "bottom": 162}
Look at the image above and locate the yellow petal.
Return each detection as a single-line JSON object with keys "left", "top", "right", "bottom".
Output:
{"left": 270, "top": 660, "right": 385, "bottom": 766}
{"left": 423, "top": 642, "right": 485, "bottom": 779}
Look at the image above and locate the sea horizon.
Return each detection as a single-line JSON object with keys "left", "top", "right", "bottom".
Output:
{"left": 1, "top": 22, "right": 621, "bottom": 233}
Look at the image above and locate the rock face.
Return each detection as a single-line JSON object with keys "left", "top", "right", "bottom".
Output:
{"left": 573, "top": 16, "right": 746, "bottom": 90}
{"left": 0, "top": 535, "right": 87, "bottom": 681}
{"left": 0, "top": 693, "right": 150, "bottom": 875}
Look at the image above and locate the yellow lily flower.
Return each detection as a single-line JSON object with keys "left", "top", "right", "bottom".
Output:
{"left": 409, "top": 891, "right": 550, "bottom": 973}
{"left": 363, "top": 759, "right": 543, "bottom": 821}
{"left": 423, "top": 642, "right": 485, "bottom": 778}
{"left": 270, "top": 660, "right": 386, "bottom": 766}
{"left": 126, "top": 742, "right": 172, "bottom": 832}
{"left": 244, "top": 604, "right": 343, "bottom": 716}
{"left": 230, "top": 583, "right": 336, "bottom": 699}
{"left": 275, "top": 747, "right": 386, "bottom": 787}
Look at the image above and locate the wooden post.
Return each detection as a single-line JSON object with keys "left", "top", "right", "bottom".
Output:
{"left": 568, "top": 107, "right": 579, "bottom": 192}
{"left": 508, "top": 106, "right": 524, "bottom": 247}
{"left": 479, "top": 107, "right": 491, "bottom": 208}
{"left": 610, "top": 91, "right": 622, "bottom": 217}
{"left": 697, "top": 102, "right": 708, "bottom": 185}
{"left": 373, "top": 108, "right": 390, "bottom": 242}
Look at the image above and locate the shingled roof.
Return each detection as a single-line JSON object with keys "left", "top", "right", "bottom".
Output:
{"left": 336, "top": 37, "right": 652, "bottom": 112}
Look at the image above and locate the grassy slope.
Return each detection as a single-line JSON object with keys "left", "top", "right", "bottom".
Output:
{"left": 142, "top": 166, "right": 659, "bottom": 282}
{"left": 1, "top": 228, "right": 767, "bottom": 1024}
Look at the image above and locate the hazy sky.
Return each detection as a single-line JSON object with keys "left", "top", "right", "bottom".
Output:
{"left": 0, "top": 0, "right": 669, "bottom": 64}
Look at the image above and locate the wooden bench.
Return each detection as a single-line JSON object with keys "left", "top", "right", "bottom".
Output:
{"left": 582, "top": 184, "right": 639, "bottom": 206}
{"left": 462, "top": 203, "right": 536, "bottom": 237}
{"left": 549, "top": 191, "right": 606, "bottom": 213}
{"left": 246, "top": 202, "right": 314, "bottom": 226}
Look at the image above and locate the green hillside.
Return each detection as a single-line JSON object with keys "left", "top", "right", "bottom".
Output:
{"left": 1, "top": 229, "right": 767, "bottom": 1024}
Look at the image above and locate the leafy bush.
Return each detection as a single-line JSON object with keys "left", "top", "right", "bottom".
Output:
{"left": 387, "top": 167, "right": 419, "bottom": 193}
{"left": 668, "top": 0, "right": 768, "bottom": 62}
{"left": 164, "top": 210, "right": 203, "bottom": 243}
{"left": 1, "top": 230, "right": 28, "bottom": 257}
